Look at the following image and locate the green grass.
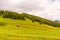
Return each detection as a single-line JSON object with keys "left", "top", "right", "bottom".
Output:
{"left": 0, "top": 17, "right": 60, "bottom": 40}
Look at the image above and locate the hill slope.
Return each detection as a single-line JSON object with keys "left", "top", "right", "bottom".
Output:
{"left": 0, "top": 10, "right": 60, "bottom": 40}
{"left": 0, "top": 16, "right": 60, "bottom": 40}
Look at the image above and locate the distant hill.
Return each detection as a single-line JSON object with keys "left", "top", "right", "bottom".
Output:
{"left": 0, "top": 10, "right": 60, "bottom": 27}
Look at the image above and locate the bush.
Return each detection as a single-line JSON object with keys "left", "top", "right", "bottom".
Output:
{"left": 3, "top": 11, "right": 25, "bottom": 20}
{"left": 0, "top": 10, "right": 4, "bottom": 16}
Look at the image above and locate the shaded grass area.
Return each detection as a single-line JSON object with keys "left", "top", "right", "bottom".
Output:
{"left": 0, "top": 17, "right": 60, "bottom": 40}
{"left": 0, "top": 21, "right": 6, "bottom": 26}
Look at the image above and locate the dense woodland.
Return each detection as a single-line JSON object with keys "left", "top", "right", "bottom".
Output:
{"left": 0, "top": 10, "right": 60, "bottom": 27}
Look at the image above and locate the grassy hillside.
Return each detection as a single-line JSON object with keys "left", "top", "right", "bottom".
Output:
{"left": 0, "top": 18, "right": 60, "bottom": 40}
{"left": 0, "top": 15, "right": 60, "bottom": 40}
{"left": 0, "top": 10, "right": 60, "bottom": 40}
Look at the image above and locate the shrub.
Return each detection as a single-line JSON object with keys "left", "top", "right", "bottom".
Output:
{"left": 0, "top": 10, "right": 4, "bottom": 16}
{"left": 3, "top": 11, "right": 25, "bottom": 20}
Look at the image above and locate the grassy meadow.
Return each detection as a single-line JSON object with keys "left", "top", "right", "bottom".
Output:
{"left": 0, "top": 17, "right": 60, "bottom": 40}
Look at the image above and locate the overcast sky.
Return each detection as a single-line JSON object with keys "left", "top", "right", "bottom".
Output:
{"left": 0, "top": 0, "right": 60, "bottom": 20}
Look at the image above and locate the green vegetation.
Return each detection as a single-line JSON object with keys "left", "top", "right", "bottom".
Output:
{"left": 0, "top": 10, "right": 60, "bottom": 40}
{"left": 0, "top": 16, "right": 60, "bottom": 40}
{"left": 0, "top": 10, "right": 60, "bottom": 27}
{"left": 0, "top": 10, "right": 4, "bottom": 16}
{"left": 3, "top": 11, "right": 25, "bottom": 20}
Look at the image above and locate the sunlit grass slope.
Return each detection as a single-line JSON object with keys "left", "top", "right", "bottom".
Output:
{"left": 0, "top": 17, "right": 60, "bottom": 40}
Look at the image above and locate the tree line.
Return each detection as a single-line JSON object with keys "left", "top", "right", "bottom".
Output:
{"left": 0, "top": 10, "right": 60, "bottom": 27}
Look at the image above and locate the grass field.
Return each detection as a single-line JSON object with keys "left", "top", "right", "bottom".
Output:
{"left": 0, "top": 17, "right": 60, "bottom": 40}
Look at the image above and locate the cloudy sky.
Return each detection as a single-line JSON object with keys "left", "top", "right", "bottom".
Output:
{"left": 0, "top": 0, "right": 60, "bottom": 20}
